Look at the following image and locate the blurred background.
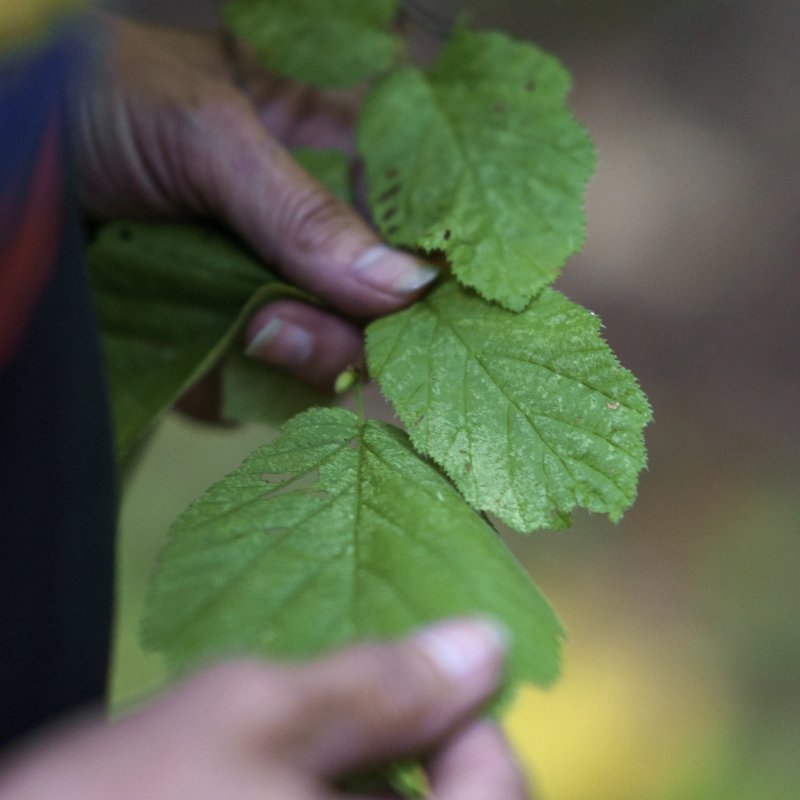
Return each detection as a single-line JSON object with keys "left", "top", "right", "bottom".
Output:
{"left": 109, "top": 1, "right": 800, "bottom": 798}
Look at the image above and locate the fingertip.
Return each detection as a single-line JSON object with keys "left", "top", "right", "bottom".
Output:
{"left": 350, "top": 245, "right": 439, "bottom": 300}
{"left": 411, "top": 617, "right": 508, "bottom": 687}
{"left": 244, "top": 301, "right": 364, "bottom": 389}
{"left": 245, "top": 316, "right": 314, "bottom": 364}
{"left": 288, "top": 618, "right": 507, "bottom": 775}
{"left": 428, "top": 721, "right": 532, "bottom": 800}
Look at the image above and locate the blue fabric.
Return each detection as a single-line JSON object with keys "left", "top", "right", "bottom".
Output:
{"left": 0, "top": 28, "right": 116, "bottom": 746}
{"left": 0, "top": 33, "right": 80, "bottom": 196}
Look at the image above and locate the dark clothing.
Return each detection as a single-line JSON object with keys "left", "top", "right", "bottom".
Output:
{"left": 0, "top": 28, "right": 116, "bottom": 746}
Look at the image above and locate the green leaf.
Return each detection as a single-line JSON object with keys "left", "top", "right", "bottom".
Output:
{"left": 90, "top": 148, "right": 356, "bottom": 455}
{"left": 359, "top": 29, "right": 595, "bottom": 310}
{"left": 142, "top": 407, "right": 562, "bottom": 689}
{"left": 88, "top": 222, "right": 302, "bottom": 458}
{"left": 224, "top": 0, "right": 402, "bottom": 88}
{"left": 221, "top": 351, "right": 329, "bottom": 428}
{"left": 292, "top": 148, "right": 353, "bottom": 202}
{"left": 366, "top": 281, "right": 652, "bottom": 532}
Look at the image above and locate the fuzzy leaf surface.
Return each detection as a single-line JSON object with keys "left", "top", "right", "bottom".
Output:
{"left": 367, "top": 282, "right": 652, "bottom": 531}
{"left": 359, "top": 30, "right": 595, "bottom": 310}
{"left": 142, "top": 407, "right": 562, "bottom": 688}
{"left": 89, "top": 223, "right": 304, "bottom": 457}
{"left": 224, "top": 0, "right": 401, "bottom": 88}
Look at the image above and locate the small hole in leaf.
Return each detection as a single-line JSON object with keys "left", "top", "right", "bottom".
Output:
{"left": 525, "top": 80, "right": 535, "bottom": 92}
{"left": 259, "top": 470, "right": 320, "bottom": 498}
{"left": 382, "top": 207, "right": 398, "bottom": 222}
{"left": 263, "top": 527, "right": 290, "bottom": 538}
{"left": 443, "top": 229, "right": 451, "bottom": 241}
{"left": 378, "top": 184, "right": 401, "bottom": 203}
{"left": 261, "top": 471, "right": 292, "bottom": 484}
{"left": 387, "top": 225, "right": 400, "bottom": 236}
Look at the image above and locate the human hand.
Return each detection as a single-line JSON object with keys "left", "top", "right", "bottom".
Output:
{"left": 0, "top": 619, "right": 530, "bottom": 799}
{"left": 73, "top": 15, "right": 437, "bottom": 389}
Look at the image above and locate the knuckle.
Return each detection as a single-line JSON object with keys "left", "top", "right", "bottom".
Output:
{"left": 341, "top": 644, "right": 438, "bottom": 732}
{"left": 200, "top": 659, "right": 269, "bottom": 691}
{"left": 284, "top": 189, "right": 353, "bottom": 256}
{"left": 191, "top": 659, "right": 282, "bottom": 723}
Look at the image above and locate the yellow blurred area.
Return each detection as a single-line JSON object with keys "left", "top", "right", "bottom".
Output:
{"left": 504, "top": 622, "right": 726, "bottom": 799}
{"left": 0, "top": 0, "right": 87, "bottom": 46}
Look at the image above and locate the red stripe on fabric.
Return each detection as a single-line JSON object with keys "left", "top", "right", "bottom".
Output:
{"left": 0, "top": 113, "right": 63, "bottom": 368}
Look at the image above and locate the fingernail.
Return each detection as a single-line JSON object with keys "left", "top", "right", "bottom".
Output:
{"left": 352, "top": 245, "right": 438, "bottom": 295}
{"left": 245, "top": 318, "right": 313, "bottom": 365}
{"left": 414, "top": 618, "right": 509, "bottom": 680}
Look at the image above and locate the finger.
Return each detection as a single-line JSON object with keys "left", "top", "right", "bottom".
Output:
{"left": 194, "top": 113, "right": 438, "bottom": 318}
{"left": 428, "top": 721, "right": 531, "bottom": 800}
{"left": 223, "top": 33, "right": 362, "bottom": 154}
{"left": 244, "top": 300, "right": 364, "bottom": 389}
{"left": 275, "top": 618, "right": 508, "bottom": 778}
{"left": 254, "top": 76, "right": 361, "bottom": 155}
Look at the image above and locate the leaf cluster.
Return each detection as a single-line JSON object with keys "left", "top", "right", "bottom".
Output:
{"left": 89, "top": 1, "right": 652, "bottom": 712}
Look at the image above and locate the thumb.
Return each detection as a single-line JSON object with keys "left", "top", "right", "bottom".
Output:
{"left": 277, "top": 618, "right": 508, "bottom": 778}
{"left": 199, "top": 111, "right": 437, "bottom": 318}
